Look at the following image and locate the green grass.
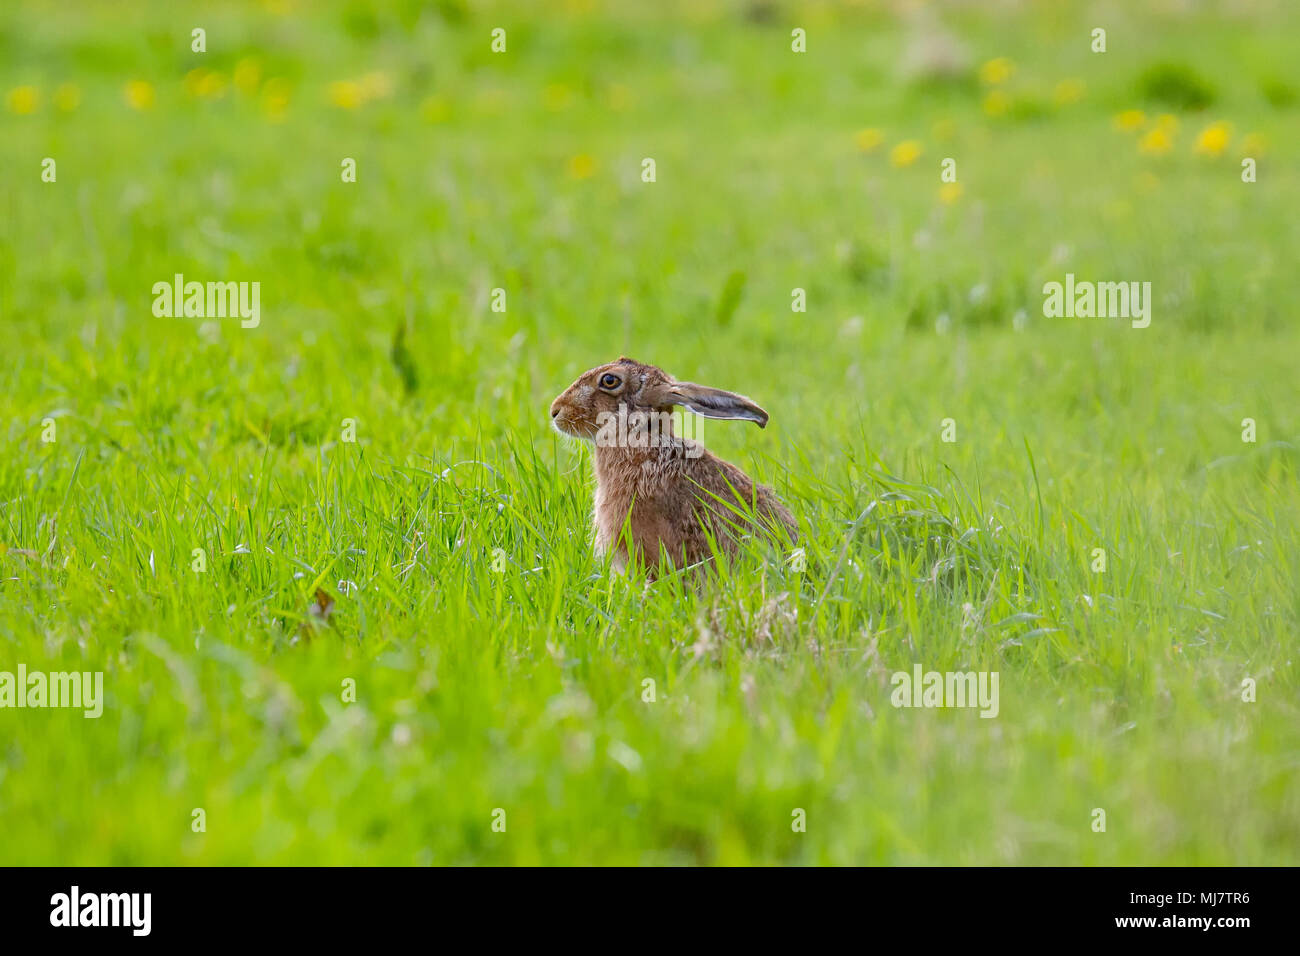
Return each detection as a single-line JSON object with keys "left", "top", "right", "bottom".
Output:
{"left": 1, "top": 0, "right": 1298, "bottom": 864}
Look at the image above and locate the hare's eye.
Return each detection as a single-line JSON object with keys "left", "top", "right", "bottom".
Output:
{"left": 599, "top": 373, "right": 621, "bottom": 390}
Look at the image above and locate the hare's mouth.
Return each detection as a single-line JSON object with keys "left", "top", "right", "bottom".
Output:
{"left": 551, "top": 414, "right": 587, "bottom": 439}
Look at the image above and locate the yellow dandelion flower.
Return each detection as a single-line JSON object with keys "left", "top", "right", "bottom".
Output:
{"left": 939, "top": 182, "right": 963, "bottom": 204}
{"left": 233, "top": 58, "right": 261, "bottom": 96}
{"left": 1113, "top": 109, "right": 1145, "bottom": 131}
{"left": 978, "top": 57, "right": 1015, "bottom": 85}
{"left": 53, "top": 83, "right": 80, "bottom": 112}
{"left": 1138, "top": 127, "right": 1173, "bottom": 155}
{"left": 184, "top": 68, "right": 209, "bottom": 97}
{"left": 1053, "top": 78, "right": 1086, "bottom": 106}
{"left": 125, "top": 80, "right": 155, "bottom": 110}
{"left": 197, "top": 71, "right": 227, "bottom": 100}
{"left": 567, "top": 153, "right": 596, "bottom": 180}
{"left": 543, "top": 82, "right": 573, "bottom": 112}
{"left": 854, "top": 127, "right": 884, "bottom": 153}
{"left": 890, "top": 139, "right": 923, "bottom": 167}
{"left": 124, "top": 80, "right": 155, "bottom": 110}
{"left": 1154, "top": 113, "right": 1179, "bottom": 133}
{"left": 1194, "top": 121, "right": 1232, "bottom": 156}
{"left": 6, "top": 85, "right": 40, "bottom": 114}
{"left": 329, "top": 80, "right": 363, "bottom": 110}
{"left": 982, "top": 90, "right": 1010, "bottom": 117}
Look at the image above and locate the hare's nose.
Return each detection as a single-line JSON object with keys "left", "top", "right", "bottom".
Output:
{"left": 549, "top": 401, "right": 561, "bottom": 418}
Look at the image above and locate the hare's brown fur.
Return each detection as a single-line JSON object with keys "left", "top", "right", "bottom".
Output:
{"left": 550, "top": 358, "right": 797, "bottom": 572}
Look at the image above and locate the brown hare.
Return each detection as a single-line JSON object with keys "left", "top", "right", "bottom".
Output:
{"left": 550, "top": 357, "right": 797, "bottom": 574}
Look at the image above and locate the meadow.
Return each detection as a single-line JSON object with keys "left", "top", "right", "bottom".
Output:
{"left": 1, "top": 0, "right": 1298, "bottom": 864}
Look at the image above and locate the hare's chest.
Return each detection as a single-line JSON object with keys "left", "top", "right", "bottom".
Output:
{"left": 592, "top": 483, "right": 619, "bottom": 551}
{"left": 592, "top": 481, "right": 637, "bottom": 555}
{"left": 592, "top": 463, "right": 679, "bottom": 560}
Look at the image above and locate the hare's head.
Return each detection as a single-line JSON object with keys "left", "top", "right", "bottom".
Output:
{"left": 550, "top": 358, "right": 769, "bottom": 442}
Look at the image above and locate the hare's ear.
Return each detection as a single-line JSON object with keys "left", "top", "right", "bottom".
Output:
{"left": 668, "top": 382, "right": 769, "bottom": 427}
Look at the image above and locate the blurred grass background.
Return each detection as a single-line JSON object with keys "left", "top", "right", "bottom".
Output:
{"left": 0, "top": 0, "right": 1298, "bottom": 863}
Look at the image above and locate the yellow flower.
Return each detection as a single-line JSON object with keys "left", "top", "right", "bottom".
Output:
{"left": 6, "top": 85, "right": 40, "bottom": 114}
{"left": 1193, "top": 121, "right": 1232, "bottom": 156}
{"left": 854, "top": 127, "right": 884, "bottom": 153}
{"left": 261, "top": 77, "right": 291, "bottom": 121}
{"left": 125, "top": 80, "right": 155, "bottom": 110}
{"left": 53, "top": 83, "right": 80, "bottom": 112}
{"left": 184, "top": 69, "right": 209, "bottom": 97}
{"left": 1138, "top": 127, "right": 1173, "bottom": 155}
{"left": 1053, "top": 78, "right": 1086, "bottom": 106}
{"left": 939, "top": 182, "right": 963, "bottom": 204}
{"left": 567, "top": 153, "right": 596, "bottom": 180}
{"left": 197, "top": 71, "right": 227, "bottom": 100}
{"left": 982, "top": 90, "right": 1010, "bottom": 117}
{"left": 329, "top": 80, "right": 363, "bottom": 110}
{"left": 233, "top": 58, "right": 262, "bottom": 96}
{"left": 889, "top": 139, "right": 923, "bottom": 167}
{"left": 1112, "top": 109, "right": 1145, "bottom": 131}
{"left": 978, "top": 57, "right": 1015, "bottom": 85}
{"left": 931, "top": 118, "right": 956, "bottom": 142}
{"left": 1154, "top": 113, "right": 1179, "bottom": 133}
